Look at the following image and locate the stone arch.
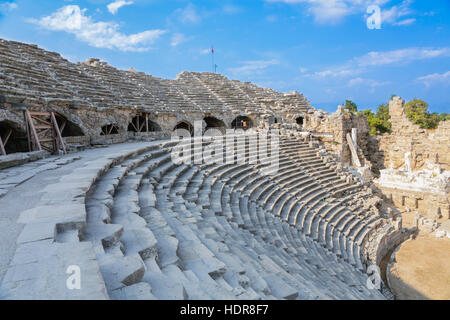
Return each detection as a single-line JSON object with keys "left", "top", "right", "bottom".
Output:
{"left": 231, "top": 115, "right": 253, "bottom": 130}
{"left": 204, "top": 116, "right": 226, "bottom": 134}
{"left": 100, "top": 124, "right": 119, "bottom": 136}
{"left": 0, "top": 120, "right": 28, "bottom": 154}
{"left": 54, "top": 113, "right": 84, "bottom": 137}
{"left": 128, "top": 114, "right": 161, "bottom": 133}
{"left": 174, "top": 120, "right": 194, "bottom": 136}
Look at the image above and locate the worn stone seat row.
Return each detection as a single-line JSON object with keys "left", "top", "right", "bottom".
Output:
{"left": 77, "top": 135, "right": 389, "bottom": 299}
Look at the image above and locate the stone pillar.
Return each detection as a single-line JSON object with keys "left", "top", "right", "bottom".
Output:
{"left": 351, "top": 128, "right": 357, "bottom": 147}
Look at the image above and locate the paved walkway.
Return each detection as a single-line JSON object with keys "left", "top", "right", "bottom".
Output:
{"left": 0, "top": 142, "right": 162, "bottom": 299}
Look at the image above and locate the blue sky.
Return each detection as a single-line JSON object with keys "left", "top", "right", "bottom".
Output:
{"left": 0, "top": 0, "right": 449, "bottom": 113}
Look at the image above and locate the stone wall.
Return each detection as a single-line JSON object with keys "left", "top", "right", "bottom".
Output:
{"left": 303, "top": 107, "right": 371, "bottom": 167}
{"left": 370, "top": 96, "right": 450, "bottom": 221}
{"left": 370, "top": 96, "right": 450, "bottom": 173}
{"left": 377, "top": 185, "right": 449, "bottom": 221}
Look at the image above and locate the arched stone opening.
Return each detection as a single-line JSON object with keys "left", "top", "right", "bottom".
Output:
{"left": 296, "top": 116, "right": 304, "bottom": 126}
{"left": 54, "top": 114, "right": 84, "bottom": 137}
{"left": 101, "top": 124, "right": 119, "bottom": 135}
{"left": 174, "top": 121, "right": 194, "bottom": 136}
{"left": 0, "top": 120, "right": 28, "bottom": 155}
{"left": 128, "top": 115, "right": 161, "bottom": 133}
{"left": 231, "top": 116, "right": 253, "bottom": 130}
{"left": 204, "top": 116, "right": 226, "bottom": 134}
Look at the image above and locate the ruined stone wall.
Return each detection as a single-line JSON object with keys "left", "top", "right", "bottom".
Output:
{"left": 303, "top": 108, "right": 371, "bottom": 166}
{"left": 369, "top": 96, "right": 450, "bottom": 172}
{"left": 370, "top": 97, "right": 450, "bottom": 221}
{"left": 377, "top": 185, "right": 449, "bottom": 221}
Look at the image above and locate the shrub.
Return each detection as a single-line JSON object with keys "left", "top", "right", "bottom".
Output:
{"left": 364, "top": 104, "right": 392, "bottom": 136}
{"left": 404, "top": 99, "right": 445, "bottom": 129}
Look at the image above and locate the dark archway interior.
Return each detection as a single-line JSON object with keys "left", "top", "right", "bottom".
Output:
{"left": 101, "top": 124, "right": 119, "bottom": 135}
{"left": 204, "top": 117, "right": 226, "bottom": 134}
{"left": 296, "top": 116, "right": 304, "bottom": 126}
{"left": 0, "top": 121, "right": 28, "bottom": 154}
{"left": 55, "top": 114, "right": 84, "bottom": 137}
{"left": 128, "top": 115, "right": 161, "bottom": 132}
{"left": 174, "top": 121, "right": 194, "bottom": 136}
{"left": 231, "top": 116, "right": 253, "bottom": 130}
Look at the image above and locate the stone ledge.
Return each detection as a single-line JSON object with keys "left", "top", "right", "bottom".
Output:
{"left": 0, "top": 151, "right": 48, "bottom": 170}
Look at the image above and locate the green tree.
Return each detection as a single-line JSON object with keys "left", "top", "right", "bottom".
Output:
{"left": 404, "top": 99, "right": 441, "bottom": 129}
{"left": 344, "top": 100, "right": 358, "bottom": 114}
{"left": 364, "top": 104, "right": 392, "bottom": 135}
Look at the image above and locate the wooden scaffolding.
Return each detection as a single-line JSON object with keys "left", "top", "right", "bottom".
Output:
{"left": 24, "top": 110, "right": 67, "bottom": 154}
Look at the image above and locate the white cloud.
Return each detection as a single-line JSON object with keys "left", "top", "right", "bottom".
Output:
{"left": 417, "top": 71, "right": 450, "bottom": 88}
{"left": 266, "top": 0, "right": 391, "bottom": 24}
{"left": 0, "top": 2, "right": 18, "bottom": 13}
{"left": 356, "top": 48, "right": 450, "bottom": 67}
{"left": 348, "top": 77, "right": 390, "bottom": 87}
{"left": 348, "top": 77, "right": 390, "bottom": 93}
{"left": 107, "top": 0, "right": 133, "bottom": 15}
{"left": 306, "top": 47, "right": 450, "bottom": 81}
{"left": 228, "top": 59, "right": 279, "bottom": 76}
{"left": 312, "top": 68, "right": 361, "bottom": 78}
{"left": 200, "top": 48, "right": 212, "bottom": 55}
{"left": 30, "top": 5, "right": 166, "bottom": 52}
{"left": 175, "top": 3, "right": 201, "bottom": 24}
{"left": 266, "top": 0, "right": 416, "bottom": 26}
{"left": 222, "top": 5, "right": 242, "bottom": 15}
{"left": 171, "top": 33, "right": 188, "bottom": 47}
{"left": 380, "top": 0, "right": 413, "bottom": 25}
{"left": 395, "top": 18, "right": 416, "bottom": 26}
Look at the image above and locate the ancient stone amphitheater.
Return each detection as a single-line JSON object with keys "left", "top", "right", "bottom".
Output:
{"left": 0, "top": 39, "right": 435, "bottom": 300}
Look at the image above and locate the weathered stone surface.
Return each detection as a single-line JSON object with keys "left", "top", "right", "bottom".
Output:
{"left": 0, "top": 241, "right": 108, "bottom": 300}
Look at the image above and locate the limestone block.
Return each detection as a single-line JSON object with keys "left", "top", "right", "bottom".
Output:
{"left": 18, "top": 204, "right": 86, "bottom": 232}
{"left": 83, "top": 223, "right": 123, "bottom": 249}
{"left": 98, "top": 253, "right": 145, "bottom": 291}
{"left": 120, "top": 228, "right": 158, "bottom": 260}
{"left": 16, "top": 222, "right": 57, "bottom": 244}
{"left": 109, "top": 282, "right": 156, "bottom": 300}
{"left": 263, "top": 275, "right": 298, "bottom": 300}
{"left": 1, "top": 241, "right": 108, "bottom": 300}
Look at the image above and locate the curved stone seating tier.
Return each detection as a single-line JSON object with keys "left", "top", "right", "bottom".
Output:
{"left": 190, "top": 72, "right": 264, "bottom": 114}
{"left": 1, "top": 38, "right": 311, "bottom": 117}
{"left": 0, "top": 132, "right": 390, "bottom": 299}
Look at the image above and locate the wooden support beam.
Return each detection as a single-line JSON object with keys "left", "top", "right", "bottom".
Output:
{"left": 60, "top": 121, "right": 66, "bottom": 134}
{"left": 139, "top": 120, "right": 146, "bottom": 132}
{"left": 51, "top": 112, "right": 66, "bottom": 154}
{"left": 28, "top": 111, "right": 51, "bottom": 116}
{"left": 3, "top": 128, "right": 12, "bottom": 146}
{"left": 25, "top": 110, "right": 42, "bottom": 151}
{"left": 0, "top": 135, "right": 6, "bottom": 156}
{"left": 130, "top": 121, "right": 138, "bottom": 132}
{"left": 31, "top": 117, "right": 52, "bottom": 126}
{"left": 145, "top": 114, "right": 149, "bottom": 133}
{"left": 24, "top": 111, "right": 31, "bottom": 152}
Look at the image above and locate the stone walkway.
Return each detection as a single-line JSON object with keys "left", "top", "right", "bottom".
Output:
{"left": 0, "top": 142, "right": 163, "bottom": 299}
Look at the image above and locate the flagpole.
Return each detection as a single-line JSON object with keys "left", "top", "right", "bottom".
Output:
{"left": 211, "top": 45, "right": 214, "bottom": 73}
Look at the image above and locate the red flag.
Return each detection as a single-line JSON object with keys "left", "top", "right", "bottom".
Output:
{"left": 211, "top": 46, "right": 214, "bottom": 54}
